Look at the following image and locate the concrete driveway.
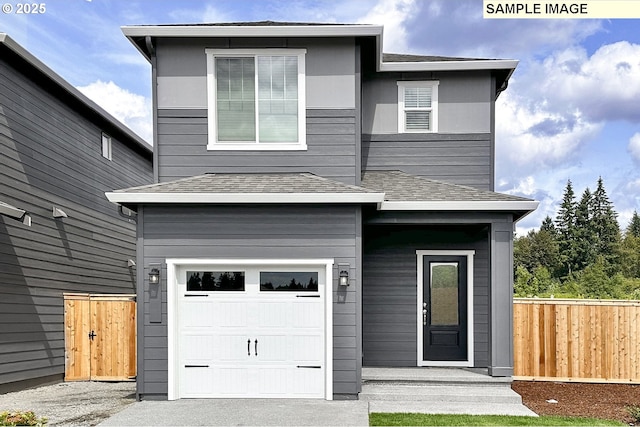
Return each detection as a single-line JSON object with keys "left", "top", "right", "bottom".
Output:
{"left": 98, "top": 398, "right": 370, "bottom": 426}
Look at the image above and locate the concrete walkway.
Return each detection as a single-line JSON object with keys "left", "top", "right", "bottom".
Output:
{"left": 99, "top": 399, "right": 370, "bottom": 426}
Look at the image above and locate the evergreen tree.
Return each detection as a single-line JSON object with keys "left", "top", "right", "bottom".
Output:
{"left": 590, "top": 177, "right": 620, "bottom": 271}
{"left": 574, "top": 188, "right": 597, "bottom": 270}
{"left": 540, "top": 215, "right": 556, "bottom": 235}
{"left": 555, "top": 180, "right": 578, "bottom": 277}
{"left": 627, "top": 210, "right": 640, "bottom": 238}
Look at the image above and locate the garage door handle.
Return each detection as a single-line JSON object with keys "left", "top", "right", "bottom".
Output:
{"left": 297, "top": 365, "right": 321, "bottom": 369}
{"left": 254, "top": 339, "right": 258, "bottom": 356}
{"left": 248, "top": 339, "right": 251, "bottom": 356}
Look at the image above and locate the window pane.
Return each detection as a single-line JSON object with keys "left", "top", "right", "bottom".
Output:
{"left": 260, "top": 272, "right": 318, "bottom": 292}
{"left": 258, "top": 56, "right": 298, "bottom": 143}
{"left": 187, "top": 271, "right": 245, "bottom": 291}
{"left": 405, "top": 111, "right": 430, "bottom": 130}
{"left": 216, "top": 58, "right": 255, "bottom": 141}
{"left": 430, "top": 263, "right": 458, "bottom": 326}
{"left": 405, "top": 87, "right": 432, "bottom": 108}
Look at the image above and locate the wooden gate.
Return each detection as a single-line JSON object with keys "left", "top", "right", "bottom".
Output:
{"left": 64, "top": 293, "right": 136, "bottom": 381}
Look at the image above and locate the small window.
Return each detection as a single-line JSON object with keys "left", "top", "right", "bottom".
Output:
{"left": 101, "top": 133, "right": 112, "bottom": 160}
{"left": 260, "top": 272, "right": 318, "bottom": 292}
{"left": 186, "top": 271, "right": 245, "bottom": 291}
{"left": 206, "top": 49, "right": 307, "bottom": 151}
{"left": 397, "top": 81, "right": 439, "bottom": 133}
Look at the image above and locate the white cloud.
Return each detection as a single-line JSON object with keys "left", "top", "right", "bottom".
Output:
{"left": 521, "top": 42, "right": 640, "bottom": 123}
{"left": 76, "top": 80, "right": 152, "bottom": 144}
{"left": 495, "top": 90, "right": 602, "bottom": 171}
{"left": 629, "top": 133, "right": 640, "bottom": 163}
{"left": 356, "top": 0, "right": 417, "bottom": 53}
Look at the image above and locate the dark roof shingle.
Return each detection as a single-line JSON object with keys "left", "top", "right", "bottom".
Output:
{"left": 361, "top": 170, "right": 533, "bottom": 203}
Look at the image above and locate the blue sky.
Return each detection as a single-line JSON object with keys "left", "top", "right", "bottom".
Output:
{"left": 1, "top": 0, "right": 639, "bottom": 233}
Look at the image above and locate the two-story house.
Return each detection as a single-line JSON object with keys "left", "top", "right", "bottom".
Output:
{"left": 107, "top": 22, "right": 538, "bottom": 401}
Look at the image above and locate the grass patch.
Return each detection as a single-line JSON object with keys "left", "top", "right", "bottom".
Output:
{"left": 369, "top": 413, "right": 624, "bottom": 426}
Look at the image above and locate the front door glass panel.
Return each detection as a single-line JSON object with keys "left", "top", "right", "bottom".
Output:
{"left": 430, "top": 262, "right": 459, "bottom": 326}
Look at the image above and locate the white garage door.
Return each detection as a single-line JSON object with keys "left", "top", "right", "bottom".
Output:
{"left": 173, "top": 263, "right": 328, "bottom": 399}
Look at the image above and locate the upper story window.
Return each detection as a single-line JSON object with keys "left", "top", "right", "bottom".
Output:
{"left": 206, "top": 49, "right": 307, "bottom": 150}
{"left": 397, "top": 81, "right": 439, "bottom": 133}
{"left": 101, "top": 132, "right": 112, "bottom": 160}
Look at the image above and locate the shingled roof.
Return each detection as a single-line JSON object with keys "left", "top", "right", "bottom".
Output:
{"left": 361, "top": 170, "right": 532, "bottom": 203}
{"left": 105, "top": 173, "right": 384, "bottom": 207}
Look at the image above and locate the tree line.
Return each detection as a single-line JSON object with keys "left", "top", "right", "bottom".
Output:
{"left": 514, "top": 177, "right": 640, "bottom": 299}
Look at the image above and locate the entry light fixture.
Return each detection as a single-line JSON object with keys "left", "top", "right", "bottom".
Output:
{"left": 339, "top": 269, "right": 349, "bottom": 287}
{"left": 127, "top": 259, "right": 136, "bottom": 268}
{"left": 149, "top": 268, "right": 160, "bottom": 285}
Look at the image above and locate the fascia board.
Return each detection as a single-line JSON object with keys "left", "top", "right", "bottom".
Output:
{"left": 105, "top": 192, "right": 385, "bottom": 204}
{"left": 122, "top": 25, "right": 383, "bottom": 38}
{"left": 379, "top": 200, "right": 539, "bottom": 211}
{"left": 379, "top": 59, "right": 519, "bottom": 72}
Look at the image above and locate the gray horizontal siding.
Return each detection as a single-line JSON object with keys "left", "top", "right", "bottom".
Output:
{"left": 139, "top": 205, "right": 359, "bottom": 399}
{"left": 156, "top": 109, "right": 357, "bottom": 185}
{"left": 362, "top": 133, "right": 492, "bottom": 190}
{"left": 362, "top": 225, "right": 489, "bottom": 367}
{"left": 0, "top": 56, "right": 153, "bottom": 389}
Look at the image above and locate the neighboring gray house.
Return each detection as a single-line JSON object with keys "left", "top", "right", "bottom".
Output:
{"left": 108, "top": 22, "right": 538, "bottom": 400}
{"left": 0, "top": 34, "right": 153, "bottom": 392}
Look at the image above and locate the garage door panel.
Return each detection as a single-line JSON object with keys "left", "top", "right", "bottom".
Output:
{"left": 292, "top": 334, "right": 324, "bottom": 362}
{"left": 181, "top": 301, "right": 215, "bottom": 328}
{"left": 216, "top": 367, "right": 250, "bottom": 396}
{"left": 256, "top": 302, "right": 289, "bottom": 328}
{"left": 293, "top": 302, "right": 324, "bottom": 328}
{"left": 292, "top": 367, "right": 324, "bottom": 396}
{"left": 216, "top": 301, "right": 249, "bottom": 328}
{"left": 181, "top": 366, "right": 215, "bottom": 397}
{"left": 182, "top": 333, "right": 215, "bottom": 361}
{"left": 256, "top": 367, "right": 288, "bottom": 396}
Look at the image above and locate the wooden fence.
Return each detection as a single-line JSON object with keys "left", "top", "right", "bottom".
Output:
{"left": 64, "top": 293, "right": 136, "bottom": 381}
{"left": 514, "top": 298, "right": 640, "bottom": 383}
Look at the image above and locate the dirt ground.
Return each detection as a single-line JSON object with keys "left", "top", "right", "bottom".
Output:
{"left": 513, "top": 380, "right": 640, "bottom": 423}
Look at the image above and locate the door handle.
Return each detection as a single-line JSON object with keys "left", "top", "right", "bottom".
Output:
{"left": 88, "top": 330, "right": 96, "bottom": 341}
{"left": 423, "top": 308, "right": 428, "bottom": 326}
{"left": 254, "top": 339, "right": 258, "bottom": 356}
{"left": 247, "top": 339, "right": 251, "bottom": 356}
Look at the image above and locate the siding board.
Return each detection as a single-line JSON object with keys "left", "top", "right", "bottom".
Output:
{"left": 156, "top": 109, "right": 357, "bottom": 185}
{"left": 362, "top": 134, "right": 492, "bottom": 190}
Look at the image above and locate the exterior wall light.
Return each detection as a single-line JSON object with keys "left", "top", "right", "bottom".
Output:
{"left": 339, "top": 269, "right": 349, "bottom": 287}
{"left": 149, "top": 268, "right": 160, "bottom": 285}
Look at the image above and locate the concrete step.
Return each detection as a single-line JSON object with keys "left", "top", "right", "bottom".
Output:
{"left": 360, "top": 384, "right": 523, "bottom": 404}
{"left": 367, "top": 400, "right": 538, "bottom": 417}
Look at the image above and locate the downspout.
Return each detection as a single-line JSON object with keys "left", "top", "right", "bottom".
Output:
{"left": 145, "top": 36, "right": 160, "bottom": 183}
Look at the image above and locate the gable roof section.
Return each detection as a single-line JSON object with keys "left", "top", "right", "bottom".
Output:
{"left": 106, "top": 171, "right": 538, "bottom": 220}
{"left": 361, "top": 170, "right": 538, "bottom": 217}
{"left": 0, "top": 33, "right": 152, "bottom": 157}
{"left": 122, "top": 22, "right": 517, "bottom": 89}
{"left": 105, "top": 173, "right": 384, "bottom": 205}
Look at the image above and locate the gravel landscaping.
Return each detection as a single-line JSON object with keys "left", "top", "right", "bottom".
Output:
{"left": 0, "top": 381, "right": 135, "bottom": 426}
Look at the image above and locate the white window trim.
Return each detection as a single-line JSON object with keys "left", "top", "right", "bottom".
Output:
{"left": 397, "top": 81, "right": 439, "bottom": 133}
{"left": 206, "top": 48, "right": 307, "bottom": 151}
{"left": 416, "top": 250, "right": 474, "bottom": 367}
{"left": 101, "top": 132, "right": 112, "bottom": 160}
{"left": 166, "top": 258, "right": 333, "bottom": 400}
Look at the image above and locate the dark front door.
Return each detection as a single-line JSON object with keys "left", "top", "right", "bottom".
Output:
{"left": 422, "top": 255, "right": 467, "bottom": 361}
